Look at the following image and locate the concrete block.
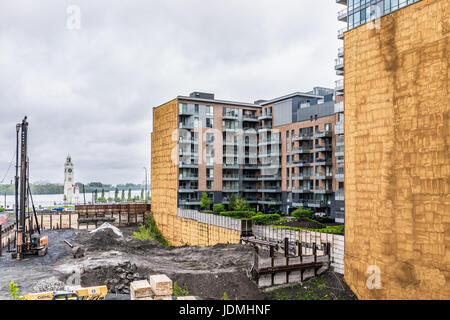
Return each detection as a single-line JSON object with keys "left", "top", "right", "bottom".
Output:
{"left": 130, "top": 280, "right": 153, "bottom": 300}
{"left": 149, "top": 274, "right": 173, "bottom": 296}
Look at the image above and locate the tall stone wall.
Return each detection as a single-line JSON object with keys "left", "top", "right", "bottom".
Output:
{"left": 151, "top": 99, "right": 179, "bottom": 241}
{"left": 344, "top": 0, "right": 449, "bottom": 300}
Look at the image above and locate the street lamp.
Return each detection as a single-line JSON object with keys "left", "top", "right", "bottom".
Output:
{"left": 143, "top": 167, "right": 148, "bottom": 204}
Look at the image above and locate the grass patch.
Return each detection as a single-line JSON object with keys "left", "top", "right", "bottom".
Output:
{"left": 133, "top": 214, "right": 170, "bottom": 246}
{"left": 269, "top": 224, "right": 344, "bottom": 235}
{"left": 173, "top": 282, "right": 189, "bottom": 297}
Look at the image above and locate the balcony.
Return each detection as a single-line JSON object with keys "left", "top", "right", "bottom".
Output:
{"left": 258, "top": 140, "right": 280, "bottom": 146}
{"left": 335, "top": 190, "right": 345, "bottom": 201}
{"left": 305, "top": 200, "right": 327, "bottom": 208}
{"left": 292, "top": 147, "right": 313, "bottom": 154}
{"left": 223, "top": 127, "right": 240, "bottom": 133}
{"left": 223, "top": 113, "right": 239, "bottom": 120}
{"left": 292, "top": 175, "right": 313, "bottom": 181}
{"left": 243, "top": 175, "right": 259, "bottom": 181}
{"left": 314, "top": 144, "right": 332, "bottom": 152}
{"left": 258, "top": 114, "right": 272, "bottom": 121}
{"left": 258, "top": 127, "right": 273, "bottom": 133}
{"left": 336, "top": 0, "right": 347, "bottom": 5}
{"left": 315, "top": 175, "right": 333, "bottom": 180}
{"left": 258, "top": 175, "right": 281, "bottom": 181}
{"left": 178, "top": 138, "right": 198, "bottom": 145}
{"left": 242, "top": 188, "right": 259, "bottom": 193}
{"left": 258, "top": 152, "right": 280, "bottom": 158}
{"left": 223, "top": 175, "right": 239, "bottom": 181}
{"left": 179, "top": 199, "right": 201, "bottom": 206}
{"left": 292, "top": 188, "right": 313, "bottom": 194}
{"left": 223, "top": 163, "right": 240, "bottom": 169}
{"left": 292, "top": 160, "right": 313, "bottom": 167}
{"left": 335, "top": 79, "right": 344, "bottom": 95}
{"left": 336, "top": 174, "right": 344, "bottom": 181}
{"left": 178, "top": 162, "right": 198, "bottom": 168}
{"left": 293, "top": 134, "right": 313, "bottom": 142}
{"left": 338, "top": 27, "right": 347, "bottom": 40}
{"left": 223, "top": 188, "right": 240, "bottom": 193}
{"left": 179, "top": 175, "right": 198, "bottom": 181}
{"left": 243, "top": 115, "right": 259, "bottom": 122}
{"left": 243, "top": 164, "right": 259, "bottom": 170}
{"left": 338, "top": 8, "right": 347, "bottom": 22}
{"left": 335, "top": 122, "right": 344, "bottom": 135}
{"left": 259, "top": 200, "right": 282, "bottom": 205}
{"left": 314, "top": 158, "right": 332, "bottom": 166}
{"left": 314, "top": 130, "right": 332, "bottom": 138}
{"left": 313, "top": 189, "right": 333, "bottom": 194}
{"left": 179, "top": 123, "right": 194, "bottom": 130}
{"left": 178, "top": 188, "right": 196, "bottom": 193}
{"left": 335, "top": 58, "right": 344, "bottom": 71}
{"left": 338, "top": 47, "right": 344, "bottom": 58}
{"left": 179, "top": 109, "right": 194, "bottom": 116}
{"left": 334, "top": 101, "right": 344, "bottom": 113}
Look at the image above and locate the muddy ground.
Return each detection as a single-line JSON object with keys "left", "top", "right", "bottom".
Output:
{"left": 0, "top": 226, "right": 354, "bottom": 300}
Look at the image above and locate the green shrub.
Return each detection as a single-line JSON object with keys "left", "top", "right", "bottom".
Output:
{"left": 219, "top": 211, "right": 254, "bottom": 219}
{"left": 251, "top": 214, "right": 281, "bottom": 225}
{"left": 213, "top": 204, "right": 226, "bottom": 214}
{"left": 133, "top": 214, "right": 170, "bottom": 246}
{"left": 8, "top": 281, "right": 24, "bottom": 300}
{"left": 173, "top": 281, "right": 189, "bottom": 297}
{"left": 292, "top": 207, "right": 314, "bottom": 219}
{"left": 223, "top": 292, "right": 229, "bottom": 300}
{"left": 0, "top": 206, "right": 4, "bottom": 212}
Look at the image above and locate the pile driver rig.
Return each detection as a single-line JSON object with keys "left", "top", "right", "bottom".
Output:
{"left": 11, "top": 116, "right": 48, "bottom": 260}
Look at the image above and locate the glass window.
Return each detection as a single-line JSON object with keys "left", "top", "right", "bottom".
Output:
{"left": 206, "top": 118, "right": 213, "bottom": 128}
{"left": 206, "top": 105, "right": 213, "bottom": 116}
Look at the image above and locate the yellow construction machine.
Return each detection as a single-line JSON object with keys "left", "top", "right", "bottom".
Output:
{"left": 22, "top": 285, "right": 108, "bottom": 300}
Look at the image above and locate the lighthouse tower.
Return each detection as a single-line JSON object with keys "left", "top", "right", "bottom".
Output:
{"left": 64, "top": 154, "right": 80, "bottom": 204}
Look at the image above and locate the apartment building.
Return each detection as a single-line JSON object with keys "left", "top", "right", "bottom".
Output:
{"left": 339, "top": 0, "right": 448, "bottom": 299}
{"left": 152, "top": 88, "right": 345, "bottom": 222}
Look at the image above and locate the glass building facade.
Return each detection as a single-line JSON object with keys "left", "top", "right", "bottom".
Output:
{"left": 346, "top": 0, "right": 422, "bottom": 31}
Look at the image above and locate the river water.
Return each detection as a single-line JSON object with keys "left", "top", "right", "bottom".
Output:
{"left": 1, "top": 190, "right": 150, "bottom": 209}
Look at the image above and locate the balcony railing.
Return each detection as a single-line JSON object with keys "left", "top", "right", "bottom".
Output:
{"left": 335, "top": 190, "right": 345, "bottom": 201}
{"left": 338, "top": 27, "right": 348, "bottom": 40}
{"left": 334, "top": 101, "right": 344, "bottom": 113}
{"left": 314, "top": 130, "right": 332, "bottom": 138}
{"left": 335, "top": 79, "right": 344, "bottom": 93}
{"left": 338, "top": 8, "right": 348, "bottom": 22}
{"left": 335, "top": 58, "right": 344, "bottom": 70}
{"left": 338, "top": 47, "right": 344, "bottom": 57}
{"left": 293, "top": 134, "right": 313, "bottom": 141}
{"left": 335, "top": 122, "right": 344, "bottom": 135}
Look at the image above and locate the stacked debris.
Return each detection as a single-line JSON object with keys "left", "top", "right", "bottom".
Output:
{"left": 102, "top": 261, "right": 140, "bottom": 294}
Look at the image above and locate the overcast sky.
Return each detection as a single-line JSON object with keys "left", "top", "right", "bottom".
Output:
{"left": 0, "top": 0, "right": 344, "bottom": 185}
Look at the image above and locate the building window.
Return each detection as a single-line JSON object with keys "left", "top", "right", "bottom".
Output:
{"left": 207, "top": 181, "right": 214, "bottom": 190}
{"left": 206, "top": 118, "right": 214, "bottom": 128}
{"left": 206, "top": 105, "right": 213, "bottom": 116}
{"left": 207, "top": 168, "right": 214, "bottom": 178}
{"left": 286, "top": 131, "right": 290, "bottom": 153}
{"left": 194, "top": 104, "right": 199, "bottom": 114}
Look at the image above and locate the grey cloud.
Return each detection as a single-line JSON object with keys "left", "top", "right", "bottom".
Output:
{"left": 0, "top": 0, "right": 343, "bottom": 184}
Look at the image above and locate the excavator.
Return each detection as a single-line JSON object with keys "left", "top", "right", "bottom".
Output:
{"left": 11, "top": 117, "right": 48, "bottom": 260}
{"left": 21, "top": 286, "right": 108, "bottom": 300}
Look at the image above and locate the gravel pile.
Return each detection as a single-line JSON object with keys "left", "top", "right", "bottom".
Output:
{"left": 85, "top": 261, "right": 140, "bottom": 294}
{"left": 33, "top": 277, "right": 65, "bottom": 293}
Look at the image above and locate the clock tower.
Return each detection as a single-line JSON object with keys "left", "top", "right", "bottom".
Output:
{"left": 64, "top": 154, "right": 79, "bottom": 203}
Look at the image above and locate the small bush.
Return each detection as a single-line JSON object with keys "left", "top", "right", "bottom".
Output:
{"left": 292, "top": 207, "right": 314, "bottom": 219}
{"left": 133, "top": 214, "right": 170, "bottom": 246}
{"left": 8, "top": 281, "right": 24, "bottom": 300}
{"left": 173, "top": 281, "right": 189, "bottom": 297}
{"left": 219, "top": 211, "right": 254, "bottom": 219}
{"left": 213, "top": 204, "right": 226, "bottom": 214}
{"left": 251, "top": 214, "right": 281, "bottom": 225}
{"left": 223, "top": 292, "right": 229, "bottom": 300}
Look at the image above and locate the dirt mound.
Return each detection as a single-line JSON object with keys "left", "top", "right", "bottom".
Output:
{"left": 74, "top": 229, "right": 162, "bottom": 254}
{"left": 168, "top": 271, "right": 270, "bottom": 300}
{"left": 33, "top": 277, "right": 65, "bottom": 292}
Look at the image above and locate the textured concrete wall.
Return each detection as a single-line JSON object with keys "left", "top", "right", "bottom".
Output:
{"left": 151, "top": 99, "right": 242, "bottom": 246}
{"left": 344, "top": 0, "right": 449, "bottom": 300}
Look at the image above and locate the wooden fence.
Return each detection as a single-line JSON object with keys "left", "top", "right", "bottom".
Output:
{"left": 251, "top": 225, "right": 345, "bottom": 275}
